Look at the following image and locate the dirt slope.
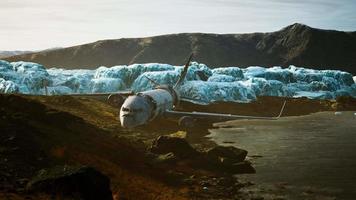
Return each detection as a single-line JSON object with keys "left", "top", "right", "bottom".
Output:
{"left": 0, "top": 94, "right": 191, "bottom": 200}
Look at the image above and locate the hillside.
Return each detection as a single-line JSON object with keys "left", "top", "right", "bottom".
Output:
{"left": 4, "top": 23, "right": 356, "bottom": 74}
{"left": 0, "top": 51, "right": 33, "bottom": 59}
{"left": 1, "top": 94, "right": 355, "bottom": 199}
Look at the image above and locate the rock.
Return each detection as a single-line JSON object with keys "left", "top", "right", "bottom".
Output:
{"left": 26, "top": 165, "right": 113, "bottom": 200}
{"left": 229, "top": 161, "right": 256, "bottom": 174}
{"left": 169, "top": 131, "right": 187, "bottom": 139}
{"left": 153, "top": 152, "right": 178, "bottom": 164}
{"left": 164, "top": 170, "right": 186, "bottom": 185}
{"left": 149, "top": 135, "right": 199, "bottom": 158}
{"left": 206, "top": 146, "right": 248, "bottom": 164}
{"left": 205, "top": 146, "right": 255, "bottom": 174}
{"left": 217, "top": 176, "right": 236, "bottom": 187}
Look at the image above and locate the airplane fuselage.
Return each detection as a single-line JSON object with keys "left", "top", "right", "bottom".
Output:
{"left": 119, "top": 86, "right": 178, "bottom": 128}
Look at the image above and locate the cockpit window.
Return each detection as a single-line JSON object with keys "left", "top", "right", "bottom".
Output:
{"left": 122, "top": 107, "right": 143, "bottom": 112}
{"left": 122, "top": 107, "right": 130, "bottom": 112}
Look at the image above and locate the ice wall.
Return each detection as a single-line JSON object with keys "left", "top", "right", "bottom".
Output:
{"left": 0, "top": 60, "right": 355, "bottom": 103}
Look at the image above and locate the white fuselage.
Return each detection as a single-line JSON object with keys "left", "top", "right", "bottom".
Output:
{"left": 140, "top": 89, "right": 174, "bottom": 118}
{"left": 119, "top": 87, "right": 177, "bottom": 128}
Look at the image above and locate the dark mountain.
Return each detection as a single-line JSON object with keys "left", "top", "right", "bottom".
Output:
{"left": 0, "top": 48, "right": 62, "bottom": 59}
{"left": 0, "top": 50, "right": 33, "bottom": 59}
{"left": 4, "top": 23, "right": 356, "bottom": 74}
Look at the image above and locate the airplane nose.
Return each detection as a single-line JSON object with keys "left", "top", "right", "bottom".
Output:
{"left": 120, "top": 116, "right": 132, "bottom": 128}
{"left": 120, "top": 115, "right": 136, "bottom": 128}
{"left": 119, "top": 95, "right": 152, "bottom": 128}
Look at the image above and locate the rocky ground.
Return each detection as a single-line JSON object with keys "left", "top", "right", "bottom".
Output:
{"left": 0, "top": 94, "right": 355, "bottom": 199}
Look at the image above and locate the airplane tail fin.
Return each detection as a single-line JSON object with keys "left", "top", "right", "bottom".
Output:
{"left": 143, "top": 75, "right": 160, "bottom": 87}
{"left": 174, "top": 53, "right": 193, "bottom": 89}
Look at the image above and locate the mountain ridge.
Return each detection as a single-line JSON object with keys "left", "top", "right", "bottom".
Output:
{"left": 3, "top": 23, "right": 356, "bottom": 74}
{"left": 0, "top": 50, "right": 33, "bottom": 59}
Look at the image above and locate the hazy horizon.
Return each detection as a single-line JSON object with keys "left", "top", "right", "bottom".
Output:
{"left": 1, "top": 0, "right": 356, "bottom": 51}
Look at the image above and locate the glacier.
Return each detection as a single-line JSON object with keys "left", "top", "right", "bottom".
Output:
{"left": 0, "top": 59, "right": 355, "bottom": 103}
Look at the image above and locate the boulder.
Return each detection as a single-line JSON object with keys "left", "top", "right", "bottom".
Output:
{"left": 153, "top": 152, "right": 178, "bottom": 164}
{"left": 205, "top": 146, "right": 255, "bottom": 173}
{"left": 149, "top": 135, "right": 199, "bottom": 158}
{"left": 206, "top": 146, "right": 248, "bottom": 164}
{"left": 26, "top": 165, "right": 113, "bottom": 200}
{"left": 229, "top": 161, "right": 256, "bottom": 174}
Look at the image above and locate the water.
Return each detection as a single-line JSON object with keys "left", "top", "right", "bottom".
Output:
{"left": 208, "top": 112, "right": 356, "bottom": 199}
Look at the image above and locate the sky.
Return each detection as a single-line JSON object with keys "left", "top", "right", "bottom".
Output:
{"left": 1, "top": 0, "right": 356, "bottom": 51}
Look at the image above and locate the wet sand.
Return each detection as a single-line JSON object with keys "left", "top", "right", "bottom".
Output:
{"left": 209, "top": 111, "right": 356, "bottom": 199}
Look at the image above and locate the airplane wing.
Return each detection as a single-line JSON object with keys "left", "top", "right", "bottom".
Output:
{"left": 180, "top": 97, "right": 210, "bottom": 105}
{"left": 59, "top": 91, "right": 134, "bottom": 106}
{"left": 61, "top": 91, "right": 133, "bottom": 97}
{"left": 164, "top": 101, "right": 286, "bottom": 121}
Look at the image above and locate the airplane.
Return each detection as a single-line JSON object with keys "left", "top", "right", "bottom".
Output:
{"left": 114, "top": 54, "right": 287, "bottom": 129}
